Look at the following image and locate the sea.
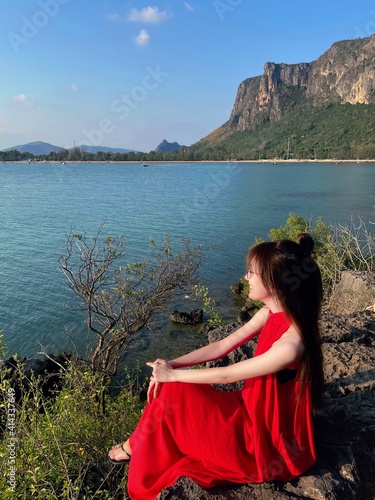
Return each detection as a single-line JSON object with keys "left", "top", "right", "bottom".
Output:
{"left": 0, "top": 161, "right": 374, "bottom": 368}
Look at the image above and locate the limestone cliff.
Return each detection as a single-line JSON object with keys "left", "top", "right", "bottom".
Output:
{"left": 227, "top": 35, "right": 375, "bottom": 132}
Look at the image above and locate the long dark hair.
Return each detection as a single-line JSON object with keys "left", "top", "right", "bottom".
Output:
{"left": 246, "top": 233, "right": 324, "bottom": 411}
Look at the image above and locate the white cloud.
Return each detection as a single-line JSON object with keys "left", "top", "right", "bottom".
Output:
{"left": 184, "top": 2, "right": 195, "bottom": 12}
{"left": 127, "top": 6, "right": 172, "bottom": 24}
{"left": 135, "top": 29, "right": 150, "bottom": 46}
{"left": 13, "top": 94, "right": 34, "bottom": 106}
{"left": 70, "top": 84, "right": 78, "bottom": 92}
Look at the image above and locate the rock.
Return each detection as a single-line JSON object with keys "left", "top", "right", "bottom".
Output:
{"left": 159, "top": 310, "right": 375, "bottom": 499}
{"left": 238, "top": 309, "right": 252, "bottom": 323}
{"left": 1, "top": 353, "right": 70, "bottom": 407}
{"left": 230, "top": 282, "right": 245, "bottom": 296}
{"left": 329, "top": 271, "right": 375, "bottom": 315}
{"left": 170, "top": 309, "right": 203, "bottom": 325}
{"left": 230, "top": 282, "right": 258, "bottom": 323}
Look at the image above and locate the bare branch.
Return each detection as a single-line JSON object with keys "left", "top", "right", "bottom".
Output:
{"left": 58, "top": 225, "right": 205, "bottom": 382}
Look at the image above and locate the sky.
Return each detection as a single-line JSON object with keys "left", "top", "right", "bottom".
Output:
{"left": 1, "top": 0, "right": 375, "bottom": 153}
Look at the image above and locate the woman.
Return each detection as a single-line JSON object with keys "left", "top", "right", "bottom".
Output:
{"left": 108, "top": 233, "right": 324, "bottom": 500}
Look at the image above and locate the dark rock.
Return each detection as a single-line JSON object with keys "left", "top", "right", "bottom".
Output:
{"left": 170, "top": 309, "right": 203, "bottom": 325}
{"left": 1, "top": 353, "right": 70, "bottom": 406}
{"left": 237, "top": 309, "right": 252, "bottom": 323}
{"left": 230, "top": 282, "right": 244, "bottom": 296}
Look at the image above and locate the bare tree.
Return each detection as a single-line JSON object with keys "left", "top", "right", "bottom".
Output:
{"left": 58, "top": 224, "right": 205, "bottom": 382}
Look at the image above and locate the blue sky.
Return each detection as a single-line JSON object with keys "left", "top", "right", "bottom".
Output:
{"left": 1, "top": 0, "right": 375, "bottom": 152}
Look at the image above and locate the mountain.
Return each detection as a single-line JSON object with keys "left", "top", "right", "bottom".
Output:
{"left": 2, "top": 141, "right": 137, "bottom": 155}
{"left": 154, "top": 139, "right": 183, "bottom": 153}
{"left": 78, "top": 145, "right": 137, "bottom": 154}
{"left": 193, "top": 34, "right": 375, "bottom": 159}
{"left": 3, "top": 141, "right": 62, "bottom": 155}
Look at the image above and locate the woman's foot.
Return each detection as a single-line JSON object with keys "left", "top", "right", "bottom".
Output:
{"left": 108, "top": 440, "right": 132, "bottom": 464}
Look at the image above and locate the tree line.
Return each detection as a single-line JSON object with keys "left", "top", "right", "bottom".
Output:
{"left": 2, "top": 102, "right": 375, "bottom": 163}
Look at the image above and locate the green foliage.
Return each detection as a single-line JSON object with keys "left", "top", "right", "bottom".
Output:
{"left": 192, "top": 285, "right": 225, "bottom": 330}
{"left": 0, "top": 331, "right": 6, "bottom": 358}
{"left": 0, "top": 359, "right": 144, "bottom": 499}
{"left": 190, "top": 103, "right": 375, "bottom": 160}
{"left": 261, "top": 213, "right": 332, "bottom": 255}
{"left": 252, "top": 213, "right": 374, "bottom": 302}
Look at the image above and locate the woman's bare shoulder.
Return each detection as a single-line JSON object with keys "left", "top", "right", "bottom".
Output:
{"left": 280, "top": 324, "right": 304, "bottom": 345}
{"left": 278, "top": 325, "right": 305, "bottom": 367}
{"left": 255, "top": 306, "right": 271, "bottom": 322}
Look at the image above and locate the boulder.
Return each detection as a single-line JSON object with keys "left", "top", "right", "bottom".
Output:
{"left": 1, "top": 353, "right": 70, "bottom": 406}
{"left": 159, "top": 310, "right": 375, "bottom": 499}
{"left": 230, "top": 282, "right": 245, "bottom": 296}
{"left": 329, "top": 271, "right": 375, "bottom": 315}
{"left": 170, "top": 309, "right": 203, "bottom": 325}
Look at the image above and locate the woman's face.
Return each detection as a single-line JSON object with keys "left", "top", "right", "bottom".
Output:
{"left": 245, "top": 260, "right": 271, "bottom": 304}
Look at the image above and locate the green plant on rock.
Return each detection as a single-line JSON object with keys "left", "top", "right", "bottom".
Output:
{"left": 192, "top": 284, "right": 225, "bottom": 330}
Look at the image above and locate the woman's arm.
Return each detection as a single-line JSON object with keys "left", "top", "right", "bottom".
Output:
{"left": 168, "top": 307, "right": 269, "bottom": 368}
{"left": 148, "top": 328, "right": 304, "bottom": 386}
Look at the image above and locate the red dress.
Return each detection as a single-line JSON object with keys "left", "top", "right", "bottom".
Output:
{"left": 128, "top": 312, "right": 316, "bottom": 500}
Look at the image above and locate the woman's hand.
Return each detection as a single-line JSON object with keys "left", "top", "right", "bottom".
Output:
{"left": 146, "top": 359, "right": 174, "bottom": 402}
{"left": 146, "top": 377, "right": 159, "bottom": 404}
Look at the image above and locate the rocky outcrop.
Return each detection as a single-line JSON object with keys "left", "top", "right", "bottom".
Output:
{"left": 0, "top": 354, "right": 69, "bottom": 425}
{"left": 329, "top": 270, "right": 375, "bottom": 315}
{"left": 154, "top": 139, "right": 183, "bottom": 153}
{"left": 226, "top": 35, "right": 375, "bottom": 132}
{"left": 159, "top": 310, "right": 375, "bottom": 499}
{"left": 2, "top": 354, "right": 69, "bottom": 397}
{"left": 306, "top": 37, "right": 375, "bottom": 105}
{"left": 170, "top": 309, "right": 203, "bottom": 325}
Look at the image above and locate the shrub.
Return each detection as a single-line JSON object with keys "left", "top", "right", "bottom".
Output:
{"left": 0, "top": 358, "right": 144, "bottom": 499}
{"left": 251, "top": 213, "right": 374, "bottom": 303}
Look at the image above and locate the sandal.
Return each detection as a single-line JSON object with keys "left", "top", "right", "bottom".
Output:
{"left": 108, "top": 442, "right": 131, "bottom": 464}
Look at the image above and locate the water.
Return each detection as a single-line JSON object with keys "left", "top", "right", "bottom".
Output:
{"left": 0, "top": 161, "right": 374, "bottom": 365}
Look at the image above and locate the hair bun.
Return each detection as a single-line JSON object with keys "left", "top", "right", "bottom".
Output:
{"left": 296, "top": 232, "right": 315, "bottom": 257}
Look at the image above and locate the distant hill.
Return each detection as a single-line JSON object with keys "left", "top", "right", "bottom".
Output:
{"left": 2, "top": 141, "right": 62, "bottom": 155}
{"left": 2, "top": 141, "right": 137, "bottom": 156}
{"left": 191, "top": 34, "right": 375, "bottom": 160}
{"left": 78, "top": 144, "right": 137, "bottom": 154}
{"left": 154, "top": 139, "right": 183, "bottom": 153}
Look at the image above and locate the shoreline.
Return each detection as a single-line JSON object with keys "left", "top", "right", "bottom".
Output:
{"left": 2, "top": 159, "right": 375, "bottom": 165}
